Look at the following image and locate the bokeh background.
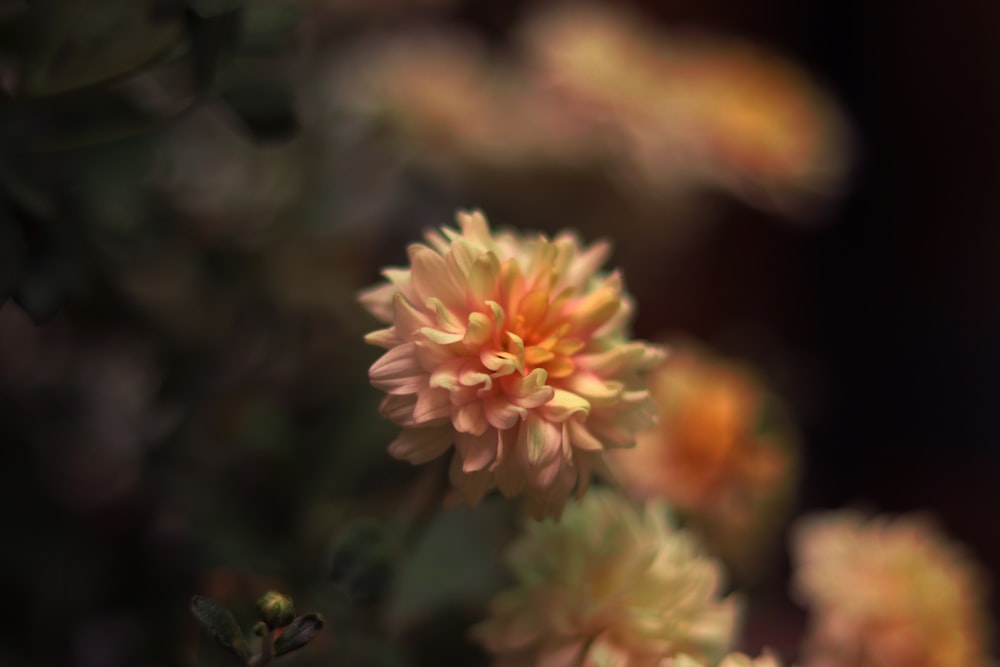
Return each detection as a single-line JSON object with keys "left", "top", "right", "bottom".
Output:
{"left": 1, "top": 1, "right": 998, "bottom": 665}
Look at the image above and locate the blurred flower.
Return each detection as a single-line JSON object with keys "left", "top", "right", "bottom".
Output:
{"left": 359, "top": 210, "right": 664, "bottom": 519}
{"left": 661, "top": 652, "right": 784, "bottom": 667}
{"left": 791, "top": 511, "right": 991, "bottom": 667}
{"left": 717, "top": 651, "right": 784, "bottom": 667}
{"left": 522, "top": 4, "right": 851, "bottom": 216}
{"left": 610, "top": 345, "right": 797, "bottom": 579}
{"left": 344, "top": 33, "right": 598, "bottom": 173}
{"left": 471, "top": 489, "right": 740, "bottom": 667}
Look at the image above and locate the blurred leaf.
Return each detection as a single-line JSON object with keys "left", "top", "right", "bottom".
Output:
{"left": 241, "top": 0, "right": 300, "bottom": 54}
{"left": 18, "top": 0, "right": 183, "bottom": 97}
{"left": 190, "top": 595, "right": 250, "bottom": 665}
{"left": 329, "top": 519, "right": 394, "bottom": 606}
{"left": 0, "top": 158, "right": 56, "bottom": 222}
{"left": 218, "top": 78, "right": 297, "bottom": 142}
{"left": 186, "top": 0, "right": 244, "bottom": 19}
{"left": 0, "top": 201, "right": 25, "bottom": 301}
{"left": 185, "top": 8, "right": 242, "bottom": 91}
{"left": 272, "top": 612, "right": 324, "bottom": 657}
{"left": 11, "top": 261, "right": 63, "bottom": 322}
{"left": 27, "top": 93, "right": 162, "bottom": 151}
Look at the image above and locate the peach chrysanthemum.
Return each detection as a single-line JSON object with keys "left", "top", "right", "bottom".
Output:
{"left": 661, "top": 652, "right": 784, "bottom": 667}
{"left": 359, "top": 211, "right": 664, "bottom": 518}
{"left": 791, "top": 511, "right": 991, "bottom": 667}
{"left": 609, "top": 346, "right": 797, "bottom": 578}
{"left": 472, "top": 490, "right": 740, "bottom": 667}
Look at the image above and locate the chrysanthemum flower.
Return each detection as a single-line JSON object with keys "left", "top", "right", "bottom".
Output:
{"left": 661, "top": 652, "right": 783, "bottom": 667}
{"left": 472, "top": 490, "right": 740, "bottom": 667}
{"left": 609, "top": 345, "right": 797, "bottom": 578}
{"left": 360, "top": 211, "right": 664, "bottom": 518}
{"left": 791, "top": 511, "right": 991, "bottom": 667}
{"left": 521, "top": 4, "right": 850, "bottom": 215}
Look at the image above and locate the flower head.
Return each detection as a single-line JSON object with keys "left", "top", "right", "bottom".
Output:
{"left": 791, "top": 511, "right": 991, "bottom": 667}
{"left": 360, "top": 211, "right": 663, "bottom": 518}
{"left": 472, "top": 490, "right": 740, "bottom": 667}
{"left": 609, "top": 346, "right": 797, "bottom": 578}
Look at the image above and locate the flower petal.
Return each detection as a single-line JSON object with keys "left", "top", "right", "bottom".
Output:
{"left": 370, "top": 343, "right": 425, "bottom": 395}
{"left": 388, "top": 427, "right": 452, "bottom": 464}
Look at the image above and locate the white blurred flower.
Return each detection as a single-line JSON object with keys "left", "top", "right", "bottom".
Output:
{"left": 472, "top": 489, "right": 741, "bottom": 666}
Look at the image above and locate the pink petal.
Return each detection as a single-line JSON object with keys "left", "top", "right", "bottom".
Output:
{"left": 456, "top": 429, "right": 499, "bottom": 472}
{"left": 540, "top": 388, "right": 590, "bottom": 422}
{"left": 468, "top": 251, "right": 501, "bottom": 303}
{"left": 566, "top": 281, "right": 621, "bottom": 334}
{"left": 388, "top": 427, "right": 453, "bottom": 464}
{"left": 453, "top": 401, "right": 488, "bottom": 435}
{"left": 517, "top": 414, "right": 562, "bottom": 466}
{"left": 363, "top": 327, "right": 400, "bottom": 349}
{"left": 379, "top": 394, "right": 417, "bottom": 424}
{"left": 564, "top": 238, "right": 611, "bottom": 287}
{"left": 412, "top": 388, "right": 451, "bottom": 424}
{"left": 410, "top": 245, "right": 465, "bottom": 308}
{"left": 392, "top": 292, "right": 431, "bottom": 339}
{"left": 449, "top": 452, "right": 493, "bottom": 506}
{"left": 484, "top": 396, "right": 527, "bottom": 430}
{"left": 357, "top": 282, "right": 396, "bottom": 322}
{"left": 369, "top": 343, "right": 425, "bottom": 395}
{"left": 567, "top": 420, "right": 605, "bottom": 451}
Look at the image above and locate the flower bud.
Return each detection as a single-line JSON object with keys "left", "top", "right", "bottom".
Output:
{"left": 256, "top": 590, "right": 295, "bottom": 629}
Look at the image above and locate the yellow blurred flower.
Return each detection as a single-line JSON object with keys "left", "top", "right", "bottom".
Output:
{"left": 359, "top": 211, "right": 663, "bottom": 519}
{"left": 658, "top": 652, "right": 784, "bottom": 667}
{"left": 472, "top": 490, "right": 740, "bottom": 667}
{"left": 610, "top": 345, "right": 797, "bottom": 578}
{"left": 522, "top": 3, "right": 851, "bottom": 215}
{"left": 791, "top": 511, "right": 991, "bottom": 667}
{"left": 717, "top": 651, "right": 785, "bottom": 667}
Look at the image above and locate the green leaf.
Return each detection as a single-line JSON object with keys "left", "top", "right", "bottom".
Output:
{"left": 272, "top": 613, "right": 324, "bottom": 657}
{"left": 186, "top": 0, "right": 244, "bottom": 19}
{"left": 18, "top": 0, "right": 184, "bottom": 97}
{"left": 190, "top": 595, "right": 250, "bottom": 664}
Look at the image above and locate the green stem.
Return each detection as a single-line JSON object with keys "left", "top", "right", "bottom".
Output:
{"left": 248, "top": 629, "right": 274, "bottom": 667}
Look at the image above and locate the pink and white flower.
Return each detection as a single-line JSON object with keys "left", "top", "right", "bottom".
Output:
{"left": 359, "top": 210, "right": 664, "bottom": 518}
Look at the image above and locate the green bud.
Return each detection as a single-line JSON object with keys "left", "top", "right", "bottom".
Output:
{"left": 252, "top": 621, "right": 267, "bottom": 637}
{"left": 273, "top": 613, "right": 324, "bottom": 657}
{"left": 256, "top": 591, "right": 295, "bottom": 629}
{"left": 190, "top": 595, "right": 250, "bottom": 663}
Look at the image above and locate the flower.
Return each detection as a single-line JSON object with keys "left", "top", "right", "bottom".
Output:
{"left": 717, "top": 651, "right": 784, "bottom": 667}
{"left": 791, "top": 511, "right": 991, "bottom": 667}
{"left": 609, "top": 345, "right": 797, "bottom": 579}
{"left": 521, "top": 3, "right": 850, "bottom": 215}
{"left": 662, "top": 652, "right": 785, "bottom": 667}
{"left": 360, "top": 211, "right": 663, "bottom": 518}
{"left": 471, "top": 490, "right": 740, "bottom": 667}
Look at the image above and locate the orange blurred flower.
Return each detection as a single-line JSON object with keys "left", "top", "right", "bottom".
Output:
{"left": 610, "top": 345, "right": 798, "bottom": 578}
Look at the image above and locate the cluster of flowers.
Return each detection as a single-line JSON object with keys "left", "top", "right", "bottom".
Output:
{"left": 345, "top": 4, "right": 850, "bottom": 216}
{"left": 360, "top": 211, "right": 991, "bottom": 667}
